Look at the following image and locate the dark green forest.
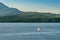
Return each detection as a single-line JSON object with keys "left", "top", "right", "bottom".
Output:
{"left": 0, "top": 12, "right": 60, "bottom": 22}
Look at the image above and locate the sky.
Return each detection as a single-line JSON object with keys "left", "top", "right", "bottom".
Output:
{"left": 0, "top": 0, "right": 60, "bottom": 14}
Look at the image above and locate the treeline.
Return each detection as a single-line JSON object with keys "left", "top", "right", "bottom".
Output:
{"left": 0, "top": 12, "right": 60, "bottom": 22}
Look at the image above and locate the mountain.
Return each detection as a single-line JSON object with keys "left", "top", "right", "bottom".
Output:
{"left": 0, "top": 2, "right": 60, "bottom": 22}
{"left": 0, "top": 2, "right": 23, "bottom": 16}
{"left": 0, "top": 2, "right": 9, "bottom": 10}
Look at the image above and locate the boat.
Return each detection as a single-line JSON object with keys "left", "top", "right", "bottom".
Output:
{"left": 37, "top": 27, "right": 41, "bottom": 32}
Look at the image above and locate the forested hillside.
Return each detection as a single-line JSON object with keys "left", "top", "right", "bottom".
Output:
{"left": 0, "top": 12, "right": 60, "bottom": 22}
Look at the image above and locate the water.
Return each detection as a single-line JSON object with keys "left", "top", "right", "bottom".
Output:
{"left": 0, "top": 23, "right": 60, "bottom": 40}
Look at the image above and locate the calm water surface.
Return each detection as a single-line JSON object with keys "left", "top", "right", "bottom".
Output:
{"left": 0, "top": 23, "right": 60, "bottom": 40}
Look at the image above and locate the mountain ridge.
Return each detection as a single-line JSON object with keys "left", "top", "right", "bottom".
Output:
{"left": 0, "top": 2, "right": 60, "bottom": 22}
{"left": 0, "top": 2, "right": 23, "bottom": 16}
